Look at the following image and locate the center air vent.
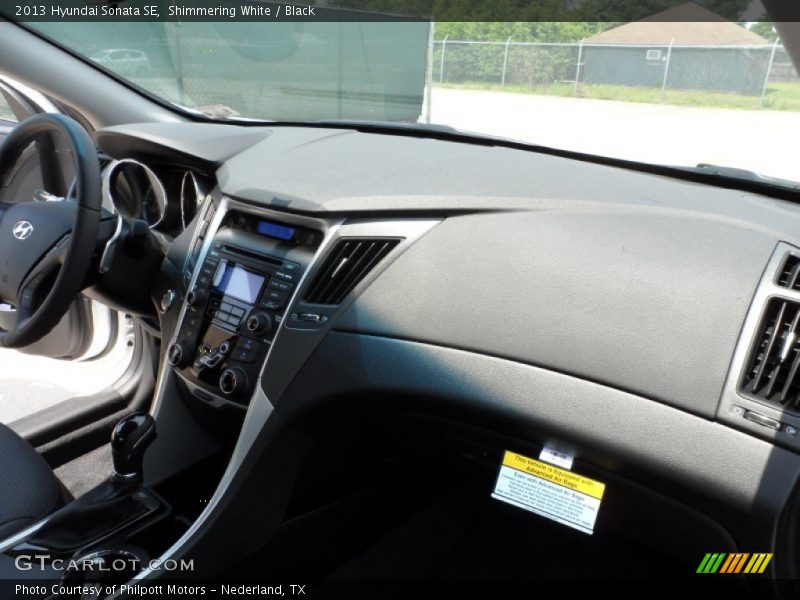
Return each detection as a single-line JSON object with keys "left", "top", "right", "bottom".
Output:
{"left": 304, "top": 238, "right": 401, "bottom": 305}
{"left": 777, "top": 254, "right": 800, "bottom": 290}
{"left": 742, "top": 298, "right": 800, "bottom": 410}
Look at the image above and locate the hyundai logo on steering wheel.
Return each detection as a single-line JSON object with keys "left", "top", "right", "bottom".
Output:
{"left": 12, "top": 221, "right": 33, "bottom": 240}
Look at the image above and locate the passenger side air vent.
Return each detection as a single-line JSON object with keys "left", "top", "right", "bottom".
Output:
{"left": 742, "top": 298, "right": 800, "bottom": 410}
{"left": 304, "top": 238, "right": 401, "bottom": 305}
{"left": 777, "top": 254, "right": 800, "bottom": 290}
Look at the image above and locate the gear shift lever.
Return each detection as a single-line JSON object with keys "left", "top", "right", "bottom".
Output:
{"left": 25, "top": 412, "right": 161, "bottom": 554}
{"left": 111, "top": 412, "right": 157, "bottom": 480}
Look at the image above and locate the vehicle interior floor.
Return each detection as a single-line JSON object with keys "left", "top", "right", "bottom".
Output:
{"left": 53, "top": 443, "right": 113, "bottom": 498}
{"left": 225, "top": 416, "right": 699, "bottom": 582}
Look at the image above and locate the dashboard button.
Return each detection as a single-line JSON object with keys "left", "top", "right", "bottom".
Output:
{"left": 236, "top": 337, "right": 265, "bottom": 353}
{"left": 230, "top": 307, "right": 245, "bottom": 318}
{"left": 186, "top": 287, "right": 207, "bottom": 307}
{"left": 231, "top": 349, "right": 256, "bottom": 363}
{"left": 168, "top": 342, "right": 191, "bottom": 367}
{"left": 283, "top": 262, "right": 300, "bottom": 272}
{"left": 744, "top": 410, "right": 782, "bottom": 430}
{"left": 297, "top": 313, "right": 329, "bottom": 323}
{"left": 259, "top": 300, "right": 283, "bottom": 310}
{"left": 220, "top": 302, "right": 233, "bottom": 313}
{"left": 268, "top": 279, "right": 293, "bottom": 292}
{"left": 266, "top": 290, "right": 289, "bottom": 301}
{"left": 274, "top": 271, "right": 295, "bottom": 282}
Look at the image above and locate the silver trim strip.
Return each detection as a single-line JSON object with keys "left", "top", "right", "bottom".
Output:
{"left": 180, "top": 171, "right": 205, "bottom": 230}
{"left": 98, "top": 158, "right": 170, "bottom": 274}
{"left": 101, "top": 159, "right": 168, "bottom": 227}
{"left": 132, "top": 198, "right": 343, "bottom": 583}
{"left": 0, "top": 196, "right": 340, "bottom": 557}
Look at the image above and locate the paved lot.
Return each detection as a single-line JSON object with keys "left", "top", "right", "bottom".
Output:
{"left": 430, "top": 87, "right": 800, "bottom": 182}
{"left": 0, "top": 333, "right": 133, "bottom": 424}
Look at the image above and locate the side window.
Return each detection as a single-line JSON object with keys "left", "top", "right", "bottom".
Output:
{"left": 0, "top": 94, "right": 18, "bottom": 122}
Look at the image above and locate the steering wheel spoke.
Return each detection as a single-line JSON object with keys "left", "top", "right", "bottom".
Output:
{"left": 18, "top": 233, "right": 71, "bottom": 313}
{"left": 12, "top": 298, "right": 34, "bottom": 331}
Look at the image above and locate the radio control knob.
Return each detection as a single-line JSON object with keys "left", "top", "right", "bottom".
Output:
{"left": 186, "top": 287, "right": 207, "bottom": 307}
{"left": 167, "top": 342, "right": 191, "bottom": 368}
{"left": 246, "top": 312, "right": 272, "bottom": 335}
{"left": 219, "top": 368, "right": 248, "bottom": 397}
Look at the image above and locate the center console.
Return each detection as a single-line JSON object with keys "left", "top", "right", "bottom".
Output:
{"left": 0, "top": 205, "right": 327, "bottom": 597}
{"left": 169, "top": 209, "right": 322, "bottom": 408}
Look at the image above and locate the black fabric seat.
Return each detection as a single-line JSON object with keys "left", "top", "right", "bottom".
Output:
{"left": 0, "top": 422, "right": 68, "bottom": 539}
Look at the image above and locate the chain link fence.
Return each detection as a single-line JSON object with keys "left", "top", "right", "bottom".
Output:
{"left": 434, "top": 39, "right": 800, "bottom": 106}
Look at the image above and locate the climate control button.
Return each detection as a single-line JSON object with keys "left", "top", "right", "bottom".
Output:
{"left": 246, "top": 312, "right": 272, "bottom": 335}
{"left": 219, "top": 368, "right": 248, "bottom": 397}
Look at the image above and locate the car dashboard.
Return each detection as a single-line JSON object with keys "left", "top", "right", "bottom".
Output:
{"left": 91, "top": 121, "right": 800, "bottom": 584}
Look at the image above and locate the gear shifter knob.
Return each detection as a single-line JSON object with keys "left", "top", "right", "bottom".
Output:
{"left": 111, "top": 412, "right": 156, "bottom": 480}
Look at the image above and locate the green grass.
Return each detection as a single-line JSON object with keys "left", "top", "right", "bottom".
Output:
{"left": 436, "top": 80, "right": 800, "bottom": 111}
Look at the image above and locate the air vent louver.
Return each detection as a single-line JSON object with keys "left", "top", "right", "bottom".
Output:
{"left": 742, "top": 298, "right": 800, "bottom": 410}
{"left": 304, "top": 238, "right": 401, "bottom": 305}
{"left": 778, "top": 254, "right": 800, "bottom": 290}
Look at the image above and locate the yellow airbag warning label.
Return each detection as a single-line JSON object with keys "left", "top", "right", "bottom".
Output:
{"left": 492, "top": 450, "right": 605, "bottom": 535}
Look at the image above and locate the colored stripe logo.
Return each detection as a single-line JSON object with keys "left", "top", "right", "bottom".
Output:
{"left": 697, "top": 553, "right": 772, "bottom": 574}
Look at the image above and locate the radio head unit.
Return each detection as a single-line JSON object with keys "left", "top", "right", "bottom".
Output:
{"left": 170, "top": 237, "right": 309, "bottom": 408}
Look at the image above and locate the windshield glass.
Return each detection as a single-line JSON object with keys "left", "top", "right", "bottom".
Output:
{"left": 30, "top": 19, "right": 800, "bottom": 181}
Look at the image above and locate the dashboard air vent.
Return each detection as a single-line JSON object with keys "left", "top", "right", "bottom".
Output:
{"left": 742, "top": 298, "right": 800, "bottom": 410}
{"left": 777, "top": 254, "right": 800, "bottom": 290}
{"left": 304, "top": 238, "right": 401, "bottom": 305}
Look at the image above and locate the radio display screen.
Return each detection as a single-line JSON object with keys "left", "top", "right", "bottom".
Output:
{"left": 256, "top": 220, "right": 295, "bottom": 241}
{"left": 213, "top": 263, "right": 265, "bottom": 304}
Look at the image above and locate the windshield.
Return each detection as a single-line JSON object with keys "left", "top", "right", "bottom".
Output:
{"left": 30, "top": 19, "right": 800, "bottom": 181}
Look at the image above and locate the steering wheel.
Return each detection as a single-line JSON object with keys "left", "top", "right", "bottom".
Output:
{"left": 0, "top": 114, "right": 101, "bottom": 348}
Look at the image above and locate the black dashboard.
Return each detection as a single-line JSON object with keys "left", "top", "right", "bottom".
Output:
{"left": 94, "top": 121, "right": 800, "bottom": 581}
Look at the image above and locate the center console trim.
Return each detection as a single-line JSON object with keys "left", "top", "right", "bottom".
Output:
{"left": 153, "top": 195, "right": 341, "bottom": 419}
{"left": 0, "top": 195, "right": 442, "bottom": 587}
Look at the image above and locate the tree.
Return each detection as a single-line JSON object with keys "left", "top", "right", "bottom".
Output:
{"left": 750, "top": 21, "right": 779, "bottom": 43}
{"left": 434, "top": 22, "right": 614, "bottom": 42}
